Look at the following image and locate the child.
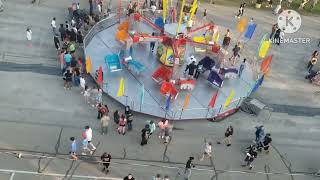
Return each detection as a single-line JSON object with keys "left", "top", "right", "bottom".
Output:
{"left": 83, "top": 85, "right": 91, "bottom": 104}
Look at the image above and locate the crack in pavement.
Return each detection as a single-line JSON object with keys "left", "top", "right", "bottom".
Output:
{"left": 271, "top": 145, "right": 295, "bottom": 180}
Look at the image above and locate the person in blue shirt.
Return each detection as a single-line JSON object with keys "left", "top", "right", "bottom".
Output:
{"left": 64, "top": 52, "right": 72, "bottom": 67}
{"left": 70, "top": 137, "right": 77, "bottom": 160}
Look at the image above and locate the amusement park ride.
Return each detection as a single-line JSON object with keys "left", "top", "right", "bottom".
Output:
{"left": 110, "top": 0, "right": 230, "bottom": 100}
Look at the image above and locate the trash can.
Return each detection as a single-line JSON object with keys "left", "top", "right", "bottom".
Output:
{"left": 255, "top": 3, "right": 262, "bottom": 8}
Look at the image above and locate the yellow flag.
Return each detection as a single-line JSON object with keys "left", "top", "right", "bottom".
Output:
{"left": 163, "top": 0, "right": 168, "bottom": 23}
{"left": 117, "top": 78, "right": 125, "bottom": 97}
{"left": 182, "top": 93, "right": 191, "bottom": 110}
{"left": 86, "top": 56, "right": 92, "bottom": 74}
{"left": 223, "top": 89, "right": 235, "bottom": 108}
{"left": 214, "top": 33, "right": 220, "bottom": 43}
{"left": 189, "top": 0, "right": 198, "bottom": 21}
{"left": 176, "top": 0, "right": 185, "bottom": 34}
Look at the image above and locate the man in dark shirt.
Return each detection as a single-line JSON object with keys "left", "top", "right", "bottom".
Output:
{"left": 185, "top": 61, "right": 197, "bottom": 79}
{"left": 101, "top": 152, "right": 111, "bottom": 173}
{"left": 263, "top": 133, "right": 272, "bottom": 153}
{"left": 59, "top": 24, "right": 66, "bottom": 41}
{"left": 184, "top": 156, "right": 195, "bottom": 178}
{"left": 123, "top": 173, "right": 135, "bottom": 180}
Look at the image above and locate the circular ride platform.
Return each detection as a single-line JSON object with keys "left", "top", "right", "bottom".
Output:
{"left": 84, "top": 14, "right": 255, "bottom": 120}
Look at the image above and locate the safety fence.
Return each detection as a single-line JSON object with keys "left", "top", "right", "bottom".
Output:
{"left": 83, "top": 14, "right": 252, "bottom": 120}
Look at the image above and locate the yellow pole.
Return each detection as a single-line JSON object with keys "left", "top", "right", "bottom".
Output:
{"left": 176, "top": 0, "right": 185, "bottom": 34}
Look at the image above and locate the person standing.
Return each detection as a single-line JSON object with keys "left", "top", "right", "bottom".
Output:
{"left": 238, "top": 58, "right": 246, "bottom": 78}
{"left": 150, "top": 32, "right": 156, "bottom": 52}
{"left": 125, "top": 106, "right": 133, "bottom": 131}
{"left": 118, "top": 115, "right": 127, "bottom": 135}
{"left": 85, "top": 126, "right": 96, "bottom": 154}
{"left": 269, "top": 24, "right": 278, "bottom": 39}
{"left": 54, "top": 34, "right": 60, "bottom": 51}
{"left": 83, "top": 86, "right": 91, "bottom": 103}
{"left": 89, "top": 0, "right": 93, "bottom": 15}
{"left": 307, "top": 50, "right": 318, "bottom": 73}
{"left": 76, "top": 31, "right": 84, "bottom": 47}
{"left": 59, "top": 24, "right": 66, "bottom": 41}
{"left": 80, "top": 75, "right": 86, "bottom": 94}
{"left": 101, "top": 152, "right": 111, "bottom": 173}
{"left": 113, "top": 110, "right": 120, "bottom": 124}
{"left": 123, "top": 173, "right": 135, "bottom": 180}
{"left": 273, "top": 28, "right": 281, "bottom": 45}
{"left": 69, "top": 137, "right": 78, "bottom": 160}
{"left": 194, "top": 61, "right": 203, "bottom": 79}
{"left": 26, "top": 28, "right": 32, "bottom": 48}
{"left": 100, "top": 114, "right": 110, "bottom": 135}
{"left": 223, "top": 125, "right": 234, "bottom": 146}
{"left": 203, "top": 9, "right": 207, "bottom": 20}
{"left": 141, "top": 124, "right": 150, "bottom": 146}
{"left": 199, "top": 142, "right": 212, "bottom": 161}
{"left": 184, "top": 61, "right": 197, "bottom": 79}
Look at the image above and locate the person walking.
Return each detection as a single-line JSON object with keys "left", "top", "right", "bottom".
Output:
{"left": 101, "top": 152, "right": 111, "bottom": 173}
{"left": 242, "top": 145, "right": 258, "bottom": 170}
{"left": 148, "top": 120, "right": 156, "bottom": 137}
{"left": 141, "top": 124, "right": 150, "bottom": 146}
{"left": 238, "top": 58, "right": 246, "bottom": 78}
{"left": 123, "top": 173, "right": 135, "bottom": 180}
{"left": 118, "top": 115, "right": 127, "bottom": 135}
{"left": 235, "top": 3, "right": 246, "bottom": 18}
{"left": 85, "top": 126, "right": 96, "bottom": 154}
{"left": 199, "top": 142, "right": 212, "bottom": 161}
{"left": 100, "top": 114, "right": 110, "bottom": 135}
{"left": 150, "top": 32, "right": 156, "bottom": 52}
{"left": 158, "top": 119, "right": 168, "bottom": 139}
{"left": 69, "top": 137, "right": 78, "bottom": 160}
{"left": 194, "top": 61, "right": 203, "bottom": 79}
{"left": 262, "top": 133, "right": 272, "bottom": 154}
{"left": 307, "top": 50, "right": 318, "bottom": 73}
{"left": 222, "top": 29, "right": 231, "bottom": 48}
{"left": 255, "top": 125, "right": 265, "bottom": 149}
{"left": 230, "top": 42, "right": 241, "bottom": 65}
{"left": 113, "top": 110, "right": 120, "bottom": 124}
{"left": 184, "top": 157, "right": 195, "bottom": 179}
{"left": 64, "top": 52, "right": 72, "bottom": 67}
{"left": 54, "top": 34, "right": 60, "bottom": 51}
{"left": 63, "top": 69, "right": 73, "bottom": 90}
{"left": 125, "top": 106, "right": 133, "bottom": 131}
{"left": 97, "top": 103, "right": 107, "bottom": 119}
{"left": 26, "top": 28, "right": 32, "bottom": 48}
{"left": 51, "top": 17, "right": 57, "bottom": 34}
